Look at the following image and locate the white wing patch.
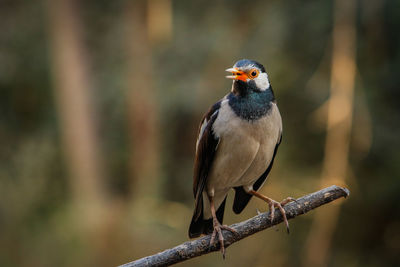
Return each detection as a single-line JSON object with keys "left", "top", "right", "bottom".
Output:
{"left": 195, "top": 118, "right": 208, "bottom": 152}
{"left": 195, "top": 110, "right": 219, "bottom": 153}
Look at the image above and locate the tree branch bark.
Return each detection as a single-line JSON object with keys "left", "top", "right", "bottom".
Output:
{"left": 120, "top": 185, "right": 349, "bottom": 267}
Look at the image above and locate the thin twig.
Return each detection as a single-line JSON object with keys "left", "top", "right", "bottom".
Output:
{"left": 120, "top": 185, "right": 350, "bottom": 267}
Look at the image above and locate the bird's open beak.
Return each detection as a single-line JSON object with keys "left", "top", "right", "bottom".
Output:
{"left": 225, "top": 67, "right": 248, "bottom": 81}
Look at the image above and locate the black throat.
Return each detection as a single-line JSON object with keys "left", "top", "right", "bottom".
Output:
{"left": 228, "top": 81, "right": 275, "bottom": 121}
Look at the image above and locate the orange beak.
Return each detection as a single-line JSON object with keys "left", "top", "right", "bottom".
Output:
{"left": 225, "top": 67, "right": 248, "bottom": 82}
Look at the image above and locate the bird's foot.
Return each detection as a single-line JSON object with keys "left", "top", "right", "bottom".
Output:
{"left": 210, "top": 219, "right": 238, "bottom": 259}
{"left": 265, "top": 196, "right": 296, "bottom": 234}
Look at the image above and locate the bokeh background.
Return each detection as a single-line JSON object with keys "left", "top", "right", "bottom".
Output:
{"left": 1, "top": 0, "right": 399, "bottom": 266}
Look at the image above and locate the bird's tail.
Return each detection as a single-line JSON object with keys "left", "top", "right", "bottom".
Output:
{"left": 188, "top": 197, "right": 227, "bottom": 238}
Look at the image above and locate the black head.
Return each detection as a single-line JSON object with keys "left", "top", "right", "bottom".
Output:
{"left": 233, "top": 59, "right": 266, "bottom": 73}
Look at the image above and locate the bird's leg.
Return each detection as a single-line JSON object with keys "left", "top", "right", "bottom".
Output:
{"left": 249, "top": 190, "right": 295, "bottom": 233}
{"left": 208, "top": 196, "right": 238, "bottom": 258}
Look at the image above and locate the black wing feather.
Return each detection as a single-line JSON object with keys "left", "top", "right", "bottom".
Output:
{"left": 189, "top": 101, "right": 221, "bottom": 238}
{"left": 189, "top": 196, "right": 226, "bottom": 237}
{"left": 233, "top": 134, "right": 282, "bottom": 214}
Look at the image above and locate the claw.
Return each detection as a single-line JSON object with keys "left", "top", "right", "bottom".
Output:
{"left": 221, "top": 225, "right": 239, "bottom": 237}
{"left": 269, "top": 202, "right": 276, "bottom": 222}
{"left": 208, "top": 195, "right": 236, "bottom": 258}
{"left": 209, "top": 222, "right": 238, "bottom": 258}
{"left": 280, "top": 197, "right": 297, "bottom": 206}
{"left": 207, "top": 195, "right": 239, "bottom": 258}
{"left": 249, "top": 190, "right": 295, "bottom": 234}
{"left": 210, "top": 229, "right": 216, "bottom": 245}
{"left": 268, "top": 199, "right": 289, "bottom": 232}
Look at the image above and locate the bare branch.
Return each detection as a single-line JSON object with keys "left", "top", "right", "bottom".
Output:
{"left": 120, "top": 185, "right": 350, "bottom": 267}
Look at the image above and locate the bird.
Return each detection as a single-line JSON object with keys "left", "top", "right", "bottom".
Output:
{"left": 188, "top": 59, "right": 295, "bottom": 257}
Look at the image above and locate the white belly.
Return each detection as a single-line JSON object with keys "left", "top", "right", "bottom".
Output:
{"left": 206, "top": 100, "right": 282, "bottom": 195}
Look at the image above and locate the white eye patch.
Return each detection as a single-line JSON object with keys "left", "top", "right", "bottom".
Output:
{"left": 253, "top": 72, "right": 270, "bottom": 90}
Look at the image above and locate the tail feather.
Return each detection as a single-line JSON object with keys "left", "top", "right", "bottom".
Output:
{"left": 232, "top": 187, "right": 252, "bottom": 214}
{"left": 188, "top": 197, "right": 227, "bottom": 238}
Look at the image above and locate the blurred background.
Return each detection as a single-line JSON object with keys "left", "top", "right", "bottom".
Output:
{"left": 1, "top": 0, "right": 399, "bottom": 266}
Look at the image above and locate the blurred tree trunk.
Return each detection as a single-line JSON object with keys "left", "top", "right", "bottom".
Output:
{"left": 147, "top": 0, "right": 172, "bottom": 44}
{"left": 45, "top": 0, "right": 107, "bottom": 221}
{"left": 303, "top": 0, "right": 357, "bottom": 266}
{"left": 125, "top": 0, "right": 163, "bottom": 201}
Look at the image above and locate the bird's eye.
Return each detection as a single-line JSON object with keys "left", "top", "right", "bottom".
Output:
{"left": 249, "top": 69, "right": 259, "bottom": 78}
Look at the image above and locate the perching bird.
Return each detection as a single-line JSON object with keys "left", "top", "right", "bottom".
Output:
{"left": 189, "top": 59, "right": 294, "bottom": 257}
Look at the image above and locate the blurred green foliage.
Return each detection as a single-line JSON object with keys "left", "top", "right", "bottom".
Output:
{"left": 0, "top": 0, "right": 399, "bottom": 266}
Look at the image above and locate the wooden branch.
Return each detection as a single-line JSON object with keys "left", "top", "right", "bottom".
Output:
{"left": 120, "top": 185, "right": 349, "bottom": 267}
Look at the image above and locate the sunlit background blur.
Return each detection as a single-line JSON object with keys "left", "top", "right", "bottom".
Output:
{"left": 1, "top": 0, "right": 399, "bottom": 266}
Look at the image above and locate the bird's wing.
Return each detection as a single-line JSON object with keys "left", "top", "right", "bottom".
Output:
{"left": 192, "top": 101, "right": 221, "bottom": 221}
{"left": 233, "top": 133, "right": 282, "bottom": 214}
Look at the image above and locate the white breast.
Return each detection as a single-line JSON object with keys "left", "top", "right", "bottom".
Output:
{"left": 201, "top": 100, "right": 282, "bottom": 219}
{"left": 207, "top": 100, "right": 282, "bottom": 195}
